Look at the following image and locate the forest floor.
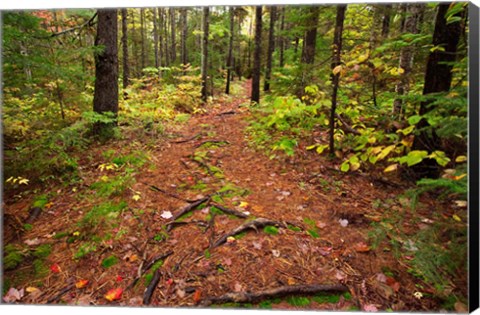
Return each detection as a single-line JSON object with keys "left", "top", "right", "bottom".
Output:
{"left": 2, "top": 80, "right": 465, "bottom": 311}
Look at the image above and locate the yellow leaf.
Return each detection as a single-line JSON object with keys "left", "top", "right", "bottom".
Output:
{"left": 453, "top": 174, "right": 467, "bottom": 181}
{"left": 100, "top": 175, "right": 109, "bottom": 182}
{"left": 357, "top": 54, "right": 369, "bottom": 63}
{"left": 239, "top": 201, "right": 249, "bottom": 208}
{"left": 18, "top": 178, "right": 29, "bottom": 185}
{"left": 454, "top": 200, "right": 467, "bottom": 208}
{"left": 384, "top": 164, "right": 398, "bottom": 173}
{"left": 350, "top": 162, "right": 361, "bottom": 171}
{"left": 132, "top": 194, "right": 141, "bottom": 201}
{"left": 332, "top": 65, "right": 343, "bottom": 75}
{"left": 452, "top": 214, "right": 461, "bottom": 222}
{"left": 75, "top": 279, "right": 89, "bottom": 289}
{"left": 455, "top": 155, "right": 467, "bottom": 163}
{"left": 105, "top": 164, "right": 115, "bottom": 170}
{"left": 73, "top": 231, "right": 80, "bottom": 236}
{"left": 26, "top": 287, "right": 39, "bottom": 293}
{"left": 6, "top": 177, "right": 14, "bottom": 183}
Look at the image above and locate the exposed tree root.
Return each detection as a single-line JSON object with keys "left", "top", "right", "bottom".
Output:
{"left": 210, "top": 203, "right": 249, "bottom": 218}
{"left": 190, "top": 158, "right": 214, "bottom": 176}
{"left": 194, "top": 139, "right": 230, "bottom": 148}
{"left": 143, "top": 269, "right": 162, "bottom": 305}
{"left": 46, "top": 283, "right": 75, "bottom": 303}
{"left": 148, "top": 184, "right": 195, "bottom": 202}
{"left": 167, "top": 196, "right": 211, "bottom": 231}
{"left": 201, "top": 284, "right": 350, "bottom": 306}
{"left": 170, "top": 133, "right": 203, "bottom": 144}
{"left": 216, "top": 110, "right": 236, "bottom": 116}
{"left": 212, "top": 218, "right": 285, "bottom": 248}
{"left": 127, "top": 250, "right": 173, "bottom": 290}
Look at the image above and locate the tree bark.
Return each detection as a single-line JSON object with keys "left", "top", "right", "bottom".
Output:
{"left": 329, "top": 5, "right": 347, "bottom": 155}
{"left": 393, "top": 4, "right": 423, "bottom": 118}
{"left": 301, "top": 7, "right": 319, "bottom": 64}
{"left": 251, "top": 6, "right": 263, "bottom": 104}
{"left": 163, "top": 9, "right": 170, "bottom": 66}
{"left": 121, "top": 9, "right": 130, "bottom": 89}
{"left": 181, "top": 8, "right": 188, "bottom": 67}
{"left": 93, "top": 9, "right": 118, "bottom": 135}
{"left": 279, "top": 6, "right": 285, "bottom": 67}
{"left": 264, "top": 6, "right": 276, "bottom": 92}
{"left": 411, "top": 2, "right": 463, "bottom": 178}
{"left": 170, "top": 8, "right": 176, "bottom": 64}
{"left": 225, "top": 6, "right": 235, "bottom": 94}
{"left": 140, "top": 8, "right": 146, "bottom": 70}
{"left": 381, "top": 4, "right": 392, "bottom": 38}
{"left": 201, "top": 7, "right": 210, "bottom": 102}
{"left": 153, "top": 8, "right": 159, "bottom": 69}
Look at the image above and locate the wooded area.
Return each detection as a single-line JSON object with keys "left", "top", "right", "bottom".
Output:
{"left": 2, "top": 3, "right": 470, "bottom": 312}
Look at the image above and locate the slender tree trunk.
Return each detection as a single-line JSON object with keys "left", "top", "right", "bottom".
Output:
{"left": 201, "top": 7, "right": 210, "bottom": 102}
{"left": 121, "top": 9, "right": 130, "bottom": 88}
{"left": 130, "top": 10, "right": 138, "bottom": 77}
{"left": 247, "top": 16, "right": 253, "bottom": 75}
{"left": 264, "top": 6, "right": 276, "bottom": 92}
{"left": 251, "top": 6, "right": 263, "bottom": 104}
{"left": 279, "top": 6, "right": 285, "bottom": 67}
{"left": 170, "top": 8, "right": 176, "bottom": 64}
{"left": 93, "top": 9, "right": 118, "bottom": 135}
{"left": 329, "top": 5, "right": 347, "bottom": 155}
{"left": 140, "top": 8, "right": 146, "bottom": 71}
{"left": 158, "top": 8, "right": 164, "bottom": 70}
{"left": 225, "top": 6, "right": 235, "bottom": 94}
{"left": 411, "top": 2, "right": 463, "bottom": 178}
{"left": 181, "top": 8, "right": 188, "bottom": 67}
{"left": 300, "top": 6, "right": 320, "bottom": 97}
{"left": 393, "top": 4, "right": 423, "bottom": 118}
{"left": 153, "top": 8, "right": 159, "bottom": 69}
{"left": 163, "top": 9, "right": 170, "bottom": 66}
{"left": 381, "top": 4, "right": 392, "bottom": 38}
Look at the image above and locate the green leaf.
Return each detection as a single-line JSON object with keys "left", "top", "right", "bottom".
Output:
{"left": 340, "top": 162, "right": 350, "bottom": 172}
{"left": 428, "top": 150, "right": 451, "bottom": 167}
{"left": 101, "top": 255, "right": 118, "bottom": 269}
{"left": 399, "top": 150, "right": 429, "bottom": 166}
{"left": 397, "top": 125, "right": 415, "bottom": 136}
{"left": 263, "top": 226, "right": 279, "bottom": 235}
{"left": 407, "top": 115, "right": 422, "bottom": 125}
{"left": 307, "top": 229, "right": 319, "bottom": 238}
{"left": 376, "top": 145, "right": 396, "bottom": 161}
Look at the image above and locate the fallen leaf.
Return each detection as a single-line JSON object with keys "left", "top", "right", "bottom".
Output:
{"left": 223, "top": 258, "right": 232, "bottom": 266}
{"left": 354, "top": 242, "right": 371, "bottom": 253}
{"left": 376, "top": 273, "right": 387, "bottom": 283}
{"left": 75, "top": 280, "right": 89, "bottom": 289}
{"left": 413, "top": 291, "right": 423, "bottom": 299}
{"left": 3, "top": 287, "right": 24, "bottom": 303}
{"left": 132, "top": 194, "right": 141, "bottom": 201}
{"left": 272, "top": 249, "right": 280, "bottom": 258}
{"left": 24, "top": 238, "right": 41, "bottom": 246}
{"left": 452, "top": 214, "right": 462, "bottom": 222}
{"left": 252, "top": 241, "right": 262, "bottom": 250}
{"left": 50, "top": 263, "right": 61, "bottom": 273}
{"left": 116, "top": 275, "right": 123, "bottom": 282}
{"left": 454, "top": 200, "right": 467, "bottom": 208}
{"left": 363, "top": 304, "right": 378, "bottom": 312}
{"left": 26, "top": 287, "right": 39, "bottom": 293}
{"left": 226, "top": 236, "right": 236, "bottom": 244}
{"left": 193, "top": 289, "right": 202, "bottom": 304}
{"left": 234, "top": 282, "right": 243, "bottom": 292}
{"left": 239, "top": 201, "right": 249, "bottom": 208}
{"left": 316, "top": 221, "right": 327, "bottom": 229}
{"left": 454, "top": 302, "right": 468, "bottom": 313}
{"left": 161, "top": 211, "right": 173, "bottom": 219}
{"left": 335, "top": 270, "right": 346, "bottom": 280}
{"left": 104, "top": 288, "right": 123, "bottom": 302}
{"left": 318, "top": 247, "right": 332, "bottom": 256}
{"left": 166, "top": 278, "right": 174, "bottom": 286}
{"left": 339, "top": 219, "right": 349, "bottom": 227}
{"left": 176, "top": 289, "right": 186, "bottom": 298}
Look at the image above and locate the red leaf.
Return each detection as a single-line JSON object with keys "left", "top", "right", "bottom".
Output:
{"left": 116, "top": 275, "right": 123, "bottom": 282}
{"left": 354, "top": 242, "right": 371, "bottom": 253}
{"left": 50, "top": 263, "right": 61, "bottom": 273}
{"left": 105, "top": 288, "right": 123, "bottom": 302}
{"left": 193, "top": 289, "right": 202, "bottom": 304}
{"left": 166, "top": 278, "right": 174, "bottom": 286}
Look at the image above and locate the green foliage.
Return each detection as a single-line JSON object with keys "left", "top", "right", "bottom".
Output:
{"left": 33, "top": 259, "right": 49, "bottom": 278}
{"left": 263, "top": 226, "right": 279, "bottom": 235}
{"left": 73, "top": 242, "right": 97, "bottom": 259}
{"left": 33, "top": 195, "right": 49, "bottom": 208}
{"left": 312, "top": 292, "right": 341, "bottom": 304}
{"left": 286, "top": 296, "right": 311, "bottom": 307}
{"left": 101, "top": 255, "right": 119, "bottom": 269}
{"left": 33, "top": 244, "right": 52, "bottom": 259}
{"left": 80, "top": 201, "right": 128, "bottom": 229}
{"left": 4, "top": 246, "right": 24, "bottom": 270}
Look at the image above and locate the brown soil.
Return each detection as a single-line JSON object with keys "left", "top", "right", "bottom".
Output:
{"left": 2, "top": 80, "right": 462, "bottom": 311}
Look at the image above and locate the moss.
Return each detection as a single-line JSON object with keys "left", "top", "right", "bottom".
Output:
{"left": 33, "top": 244, "right": 52, "bottom": 258}
{"left": 4, "top": 251, "right": 23, "bottom": 270}
{"left": 33, "top": 259, "right": 49, "bottom": 278}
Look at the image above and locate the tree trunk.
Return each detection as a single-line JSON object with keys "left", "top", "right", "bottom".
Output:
{"left": 251, "top": 6, "right": 263, "bottom": 104}
{"left": 153, "top": 8, "right": 159, "bottom": 69}
{"left": 381, "top": 4, "right": 392, "bottom": 38}
{"left": 301, "top": 5, "right": 319, "bottom": 65}
{"left": 121, "top": 9, "right": 130, "bottom": 88}
{"left": 93, "top": 9, "right": 118, "bottom": 135}
{"left": 393, "top": 4, "right": 423, "bottom": 118}
{"left": 225, "top": 6, "right": 235, "bottom": 94}
{"left": 279, "top": 6, "right": 285, "bottom": 67}
{"left": 247, "top": 16, "right": 253, "bottom": 75}
{"left": 130, "top": 10, "right": 138, "bottom": 77}
{"left": 170, "top": 8, "right": 176, "bottom": 64}
{"left": 264, "top": 6, "right": 276, "bottom": 92}
{"left": 163, "top": 9, "right": 170, "bottom": 66}
{"left": 181, "top": 8, "right": 188, "bottom": 67}
{"left": 140, "top": 8, "right": 146, "bottom": 71}
{"left": 329, "top": 5, "right": 347, "bottom": 155}
{"left": 411, "top": 2, "right": 463, "bottom": 178}
{"left": 201, "top": 7, "right": 210, "bottom": 102}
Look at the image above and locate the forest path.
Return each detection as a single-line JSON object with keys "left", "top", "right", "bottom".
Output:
{"left": 3, "top": 80, "right": 427, "bottom": 310}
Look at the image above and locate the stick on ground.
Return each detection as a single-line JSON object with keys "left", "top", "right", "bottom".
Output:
{"left": 210, "top": 203, "right": 249, "bottom": 219}
{"left": 143, "top": 269, "right": 162, "bottom": 305}
{"left": 167, "top": 196, "right": 211, "bottom": 231}
{"left": 201, "top": 284, "right": 349, "bottom": 306}
{"left": 212, "top": 218, "right": 285, "bottom": 248}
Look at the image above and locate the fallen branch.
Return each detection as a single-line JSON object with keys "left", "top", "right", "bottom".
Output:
{"left": 143, "top": 269, "right": 162, "bottom": 305}
{"left": 212, "top": 218, "right": 285, "bottom": 248}
{"left": 194, "top": 140, "right": 230, "bottom": 149}
{"left": 210, "top": 203, "right": 249, "bottom": 219}
{"left": 46, "top": 283, "right": 75, "bottom": 303}
{"left": 167, "top": 197, "right": 211, "bottom": 231}
{"left": 335, "top": 113, "right": 361, "bottom": 136}
{"left": 201, "top": 284, "right": 349, "bottom": 306}
{"left": 217, "top": 110, "right": 236, "bottom": 116}
{"left": 190, "top": 158, "right": 214, "bottom": 177}
{"left": 171, "top": 133, "right": 202, "bottom": 144}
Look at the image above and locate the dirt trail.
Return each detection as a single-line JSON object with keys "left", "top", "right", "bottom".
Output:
{"left": 3, "top": 81, "right": 432, "bottom": 310}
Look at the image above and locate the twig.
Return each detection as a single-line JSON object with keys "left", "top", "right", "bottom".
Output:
{"left": 210, "top": 203, "right": 249, "bottom": 218}
{"left": 127, "top": 250, "right": 173, "bottom": 290}
{"left": 46, "top": 283, "right": 75, "bottom": 303}
{"left": 212, "top": 218, "right": 286, "bottom": 248}
{"left": 49, "top": 13, "right": 97, "bottom": 38}
{"left": 143, "top": 269, "right": 162, "bottom": 305}
{"left": 201, "top": 284, "right": 349, "bottom": 306}
{"left": 216, "top": 110, "right": 236, "bottom": 116}
{"left": 190, "top": 158, "right": 214, "bottom": 177}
